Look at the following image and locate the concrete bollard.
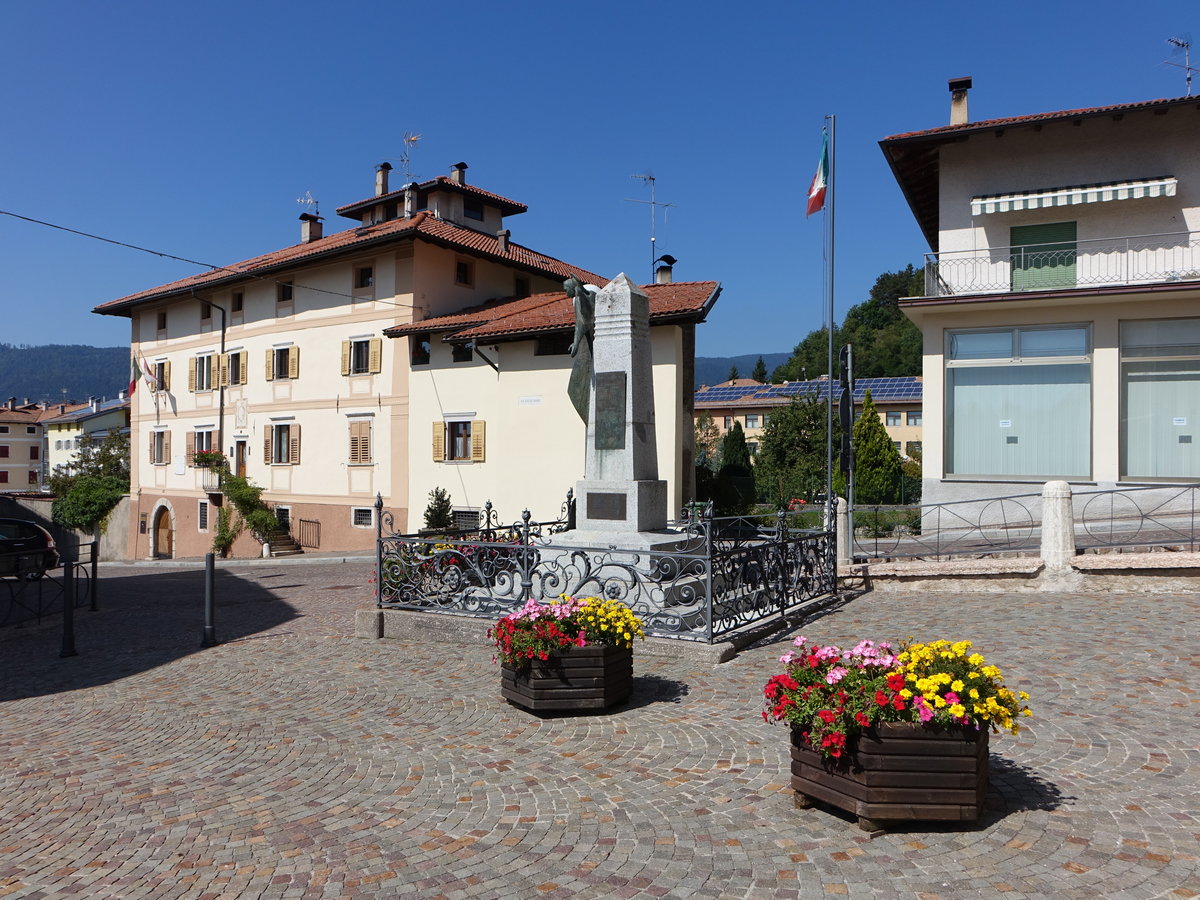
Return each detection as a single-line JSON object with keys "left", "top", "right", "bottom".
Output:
{"left": 1041, "top": 480, "right": 1076, "bottom": 570}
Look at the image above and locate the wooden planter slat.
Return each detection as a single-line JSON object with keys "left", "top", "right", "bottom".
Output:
{"left": 501, "top": 645, "right": 633, "bottom": 712}
{"left": 791, "top": 723, "right": 989, "bottom": 829}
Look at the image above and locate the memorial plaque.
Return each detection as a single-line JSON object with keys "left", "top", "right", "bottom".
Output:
{"left": 594, "top": 371, "right": 627, "bottom": 450}
{"left": 586, "top": 491, "right": 627, "bottom": 521}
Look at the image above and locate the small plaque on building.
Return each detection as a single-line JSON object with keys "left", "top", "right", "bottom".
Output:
{"left": 586, "top": 491, "right": 627, "bottom": 521}
{"left": 595, "top": 372, "right": 627, "bottom": 450}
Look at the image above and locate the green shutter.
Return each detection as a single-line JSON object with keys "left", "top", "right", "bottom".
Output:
{"left": 1010, "top": 222, "right": 1076, "bottom": 291}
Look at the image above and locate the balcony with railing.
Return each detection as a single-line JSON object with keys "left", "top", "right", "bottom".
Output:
{"left": 923, "top": 231, "right": 1200, "bottom": 298}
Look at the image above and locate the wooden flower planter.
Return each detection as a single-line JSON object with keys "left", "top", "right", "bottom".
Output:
{"left": 791, "top": 722, "right": 989, "bottom": 831}
{"left": 501, "top": 644, "right": 632, "bottom": 712}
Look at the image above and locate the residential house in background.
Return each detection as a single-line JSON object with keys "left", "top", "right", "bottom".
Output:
{"left": 95, "top": 162, "right": 717, "bottom": 557}
{"left": 694, "top": 376, "right": 923, "bottom": 459}
{"left": 0, "top": 400, "right": 46, "bottom": 492}
{"left": 42, "top": 396, "right": 131, "bottom": 480}
{"left": 882, "top": 83, "right": 1200, "bottom": 506}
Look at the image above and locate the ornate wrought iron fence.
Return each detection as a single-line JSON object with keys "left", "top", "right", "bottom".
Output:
{"left": 851, "top": 493, "right": 1044, "bottom": 561}
{"left": 374, "top": 499, "right": 836, "bottom": 643}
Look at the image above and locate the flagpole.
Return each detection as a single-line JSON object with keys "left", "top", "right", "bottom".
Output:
{"left": 825, "top": 115, "right": 836, "bottom": 528}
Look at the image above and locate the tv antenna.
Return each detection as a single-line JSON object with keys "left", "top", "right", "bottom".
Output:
{"left": 625, "top": 172, "right": 676, "bottom": 282}
{"left": 1165, "top": 36, "right": 1197, "bottom": 96}
{"left": 295, "top": 191, "right": 319, "bottom": 217}
{"left": 385, "top": 131, "right": 422, "bottom": 183}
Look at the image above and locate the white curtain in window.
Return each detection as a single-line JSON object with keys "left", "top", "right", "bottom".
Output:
{"left": 948, "top": 364, "right": 1090, "bottom": 477}
{"left": 1122, "top": 360, "right": 1200, "bottom": 478}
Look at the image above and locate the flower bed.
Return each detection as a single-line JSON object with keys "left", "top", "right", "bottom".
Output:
{"left": 764, "top": 637, "right": 1030, "bottom": 828}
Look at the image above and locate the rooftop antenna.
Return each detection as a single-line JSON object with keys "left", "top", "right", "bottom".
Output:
{"left": 295, "top": 190, "right": 319, "bottom": 217}
{"left": 385, "top": 131, "right": 422, "bottom": 183}
{"left": 625, "top": 172, "right": 676, "bottom": 282}
{"left": 1165, "top": 36, "right": 1196, "bottom": 96}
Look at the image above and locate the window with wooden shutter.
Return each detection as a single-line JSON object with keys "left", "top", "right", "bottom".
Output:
{"left": 470, "top": 420, "right": 486, "bottom": 462}
{"left": 186, "top": 431, "right": 195, "bottom": 465}
{"left": 148, "top": 432, "right": 155, "bottom": 464}
{"left": 263, "top": 430, "right": 272, "bottom": 464}
{"left": 288, "top": 347, "right": 300, "bottom": 379}
{"left": 209, "top": 355, "right": 219, "bottom": 389}
{"left": 289, "top": 424, "right": 301, "bottom": 465}
{"left": 238, "top": 351, "right": 248, "bottom": 384}
{"left": 163, "top": 430, "right": 171, "bottom": 461}
{"left": 349, "top": 420, "right": 371, "bottom": 464}
{"left": 369, "top": 338, "right": 382, "bottom": 374}
{"left": 266, "top": 349, "right": 275, "bottom": 381}
{"left": 341, "top": 340, "right": 352, "bottom": 376}
{"left": 162, "top": 361, "right": 171, "bottom": 391}
{"left": 431, "top": 422, "right": 445, "bottom": 461}
{"left": 188, "top": 363, "right": 196, "bottom": 393}
{"left": 219, "top": 354, "right": 229, "bottom": 387}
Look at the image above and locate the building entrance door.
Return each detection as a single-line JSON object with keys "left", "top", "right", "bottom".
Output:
{"left": 235, "top": 440, "right": 247, "bottom": 478}
{"left": 152, "top": 507, "right": 173, "bottom": 559}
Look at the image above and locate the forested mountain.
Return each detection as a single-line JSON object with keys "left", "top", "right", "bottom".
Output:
{"left": 0, "top": 344, "right": 128, "bottom": 404}
{"left": 771, "top": 265, "right": 923, "bottom": 383}
{"left": 695, "top": 353, "right": 790, "bottom": 388}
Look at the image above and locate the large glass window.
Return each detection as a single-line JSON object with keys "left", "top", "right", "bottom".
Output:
{"left": 1121, "top": 319, "right": 1200, "bottom": 480}
{"left": 945, "top": 325, "right": 1091, "bottom": 478}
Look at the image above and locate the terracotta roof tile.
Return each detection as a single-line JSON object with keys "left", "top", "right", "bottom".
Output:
{"left": 882, "top": 95, "right": 1196, "bottom": 143}
{"left": 386, "top": 281, "right": 721, "bottom": 342}
{"left": 93, "top": 213, "right": 604, "bottom": 315}
{"left": 336, "top": 176, "right": 527, "bottom": 218}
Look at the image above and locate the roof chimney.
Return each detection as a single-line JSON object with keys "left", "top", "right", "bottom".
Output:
{"left": 949, "top": 76, "right": 972, "bottom": 126}
{"left": 497, "top": 229, "right": 510, "bottom": 253}
{"left": 450, "top": 162, "right": 468, "bottom": 185}
{"left": 376, "top": 161, "right": 393, "bottom": 197}
{"left": 403, "top": 183, "right": 419, "bottom": 217}
{"left": 654, "top": 254, "right": 677, "bottom": 284}
{"left": 6, "top": 398, "right": 15, "bottom": 410}
{"left": 299, "top": 212, "right": 323, "bottom": 242}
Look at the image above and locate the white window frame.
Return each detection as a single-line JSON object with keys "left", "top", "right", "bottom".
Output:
{"left": 198, "top": 499, "right": 210, "bottom": 533}
{"left": 351, "top": 507, "right": 374, "bottom": 528}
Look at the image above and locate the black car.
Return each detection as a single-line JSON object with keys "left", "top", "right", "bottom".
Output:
{"left": 0, "top": 518, "right": 59, "bottom": 579}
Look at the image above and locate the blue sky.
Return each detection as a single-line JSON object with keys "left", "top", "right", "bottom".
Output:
{"left": 1, "top": 1, "right": 1196, "bottom": 358}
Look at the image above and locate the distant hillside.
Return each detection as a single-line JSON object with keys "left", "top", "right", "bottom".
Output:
{"left": 695, "top": 353, "right": 790, "bottom": 389}
{"left": 0, "top": 344, "right": 128, "bottom": 404}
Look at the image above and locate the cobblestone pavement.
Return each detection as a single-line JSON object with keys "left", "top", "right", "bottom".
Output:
{"left": 2, "top": 562, "right": 1198, "bottom": 899}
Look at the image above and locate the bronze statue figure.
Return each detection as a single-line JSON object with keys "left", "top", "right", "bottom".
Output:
{"left": 565, "top": 275, "right": 597, "bottom": 423}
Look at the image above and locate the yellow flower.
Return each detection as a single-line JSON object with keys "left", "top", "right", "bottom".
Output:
{"left": 951, "top": 680, "right": 964, "bottom": 692}
{"left": 949, "top": 703, "right": 966, "bottom": 718}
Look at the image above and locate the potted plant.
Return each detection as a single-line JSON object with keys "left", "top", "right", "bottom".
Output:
{"left": 490, "top": 595, "right": 645, "bottom": 712}
{"left": 763, "top": 637, "right": 1030, "bottom": 830}
{"left": 192, "top": 449, "right": 226, "bottom": 469}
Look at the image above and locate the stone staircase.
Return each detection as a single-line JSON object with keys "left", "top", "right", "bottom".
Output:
{"left": 267, "top": 529, "right": 304, "bottom": 558}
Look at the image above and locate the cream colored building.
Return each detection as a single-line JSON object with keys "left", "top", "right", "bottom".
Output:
{"left": 95, "top": 162, "right": 719, "bottom": 557}
{"left": 882, "top": 84, "right": 1200, "bottom": 505}
{"left": 695, "top": 376, "right": 923, "bottom": 459}
{"left": 43, "top": 397, "right": 131, "bottom": 478}
{"left": 0, "top": 401, "right": 46, "bottom": 493}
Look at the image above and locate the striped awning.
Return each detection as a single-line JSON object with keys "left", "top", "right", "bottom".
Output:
{"left": 971, "top": 177, "right": 1177, "bottom": 216}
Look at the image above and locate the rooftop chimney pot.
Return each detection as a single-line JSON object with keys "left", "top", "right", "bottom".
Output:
{"left": 376, "top": 162, "right": 393, "bottom": 197}
{"left": 949, "top": 76, "right": 972, "bottom": 126}
{"left": 654, "top": 254, "right": 677, "bottom": 284}
{"left": 299, "top": 212, "right": 324, "bottom": 243}
{"left": 450, "top": 162, "right": 468, "bottom": 185}
{"left": 497, "top": 229, "right": 510, "bottom": 253}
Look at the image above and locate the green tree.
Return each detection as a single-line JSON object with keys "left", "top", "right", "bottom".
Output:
{"left": 852, "top": 391, "right": 903, "bottom": 505}
{"left": 423, "top": 487, "right": 454, "bottom": 530}
{"left": 726, "top": 365, "right": 740, "bottom": 382}
{"left": 694, "top": 411, "right": 721, "bottom": 472}
{"left": 751, "top": 356, "right": 768, "bottom": 383}
{"left": 840, "top": 265, "right": 924, "bottom": 378}
{"left": 771, "top": 326, "right": 838, "bottom": 384}
{"left": 714, "top": 422, "right": 754, "bottom": 514}
{"left": 754, "top": 392, "right": 831, "bottom": 507}
{"left": 48, "top": 429, "right": 130, "bottom": 534}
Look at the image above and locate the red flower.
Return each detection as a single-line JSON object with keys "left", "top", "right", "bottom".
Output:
{"left": 875, "top": 690, "right": 888, "bottom": 707}
{"left": 817, "top": 709, "right": 835, "bottom": 724}
{"left": 887, "top": 673, "right": 906, "bottom": 691}
{"left": 855, "top": 712, "right": 870, "bottom": 727}
{"left": 892, "top": 696, "right": 906, "bottom": 711}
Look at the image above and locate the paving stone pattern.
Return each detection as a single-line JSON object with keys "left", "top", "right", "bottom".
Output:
{"left": 1, "top": 563, "right": 1198, "bottom": 898}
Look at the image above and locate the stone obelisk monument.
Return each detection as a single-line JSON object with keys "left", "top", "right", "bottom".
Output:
{"left": 558, "top": 273, "right": 677, "bottom": 550}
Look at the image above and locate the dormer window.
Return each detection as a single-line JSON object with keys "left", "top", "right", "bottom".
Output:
{"left": 463, "top": 196, "right": 484, "bottom": 221}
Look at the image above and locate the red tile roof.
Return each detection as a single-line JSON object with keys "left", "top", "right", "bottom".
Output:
{"left": 93, "top": 212, "right": 605, "bottom": 315}
{"left": 336, "top": 176, "right": 527, "bottom": 219}
{"left": 883, "top": 95, "right": 1197, "bottom": 143}
{"left": 385, "top": 281, "right": 721, "bottom": 342}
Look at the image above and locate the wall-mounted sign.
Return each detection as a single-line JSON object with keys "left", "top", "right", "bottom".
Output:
{"left": 1173, "top": 417, "right": 1187, "bottom": 426}
{"left": 999, "top": 420, "right": 1012, "bottom": 428}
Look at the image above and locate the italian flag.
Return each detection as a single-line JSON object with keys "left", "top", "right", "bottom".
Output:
{"left": 806, "top": 131, "right": 829, "bottom": 217}
{"left": 128, "top": 356, "right": 139, "bottom": 396}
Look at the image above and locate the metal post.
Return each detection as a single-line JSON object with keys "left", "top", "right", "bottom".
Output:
{"left": 519, "top": 510, "right": 533, "bottom": 602}
{"left": 201, "top": 552, "right": 218, "bottom": 647}
{"left": 89, "top": 541, "right": 98, "bottom": 611}
{"left": 776, "top": 507, "right": 787, "bottom": 617}
{"left": 60, "top": 557, "right": 77, "bottom": 658}
{"left": 704, "top": 504, "right": 715, "bottom": 644}
{"left": 374, "top": 493, "right": 384, "bottom": 607}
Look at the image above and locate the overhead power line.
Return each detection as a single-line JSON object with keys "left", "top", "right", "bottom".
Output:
{"left": 0, "top": 208, "right": 418, "bottom": 311}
